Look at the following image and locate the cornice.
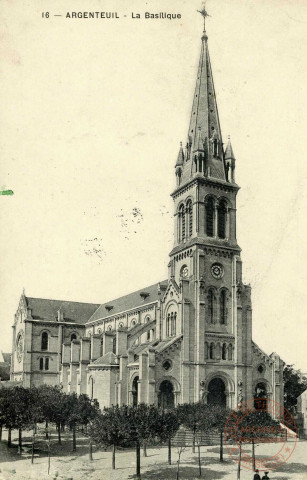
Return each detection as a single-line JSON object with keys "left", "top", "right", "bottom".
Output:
{"left": 86, "top": 301, "right": 158, "bottom": 326}
{"left": 170, "top": 239, "right": 241, "bottom": 257}
{"left": 171, "top": 176, "right": 240, "bottom": 199}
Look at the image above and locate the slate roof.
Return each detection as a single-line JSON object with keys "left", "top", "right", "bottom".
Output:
{"left": 26, "top": 297, "right": 100, "bottom": 325}
{"left": 1, "top": 352, "right": 11, "bottom": 363}
{"left": 90, "top": 352, "right": 119, "bottom": 366}
{"left": 154, "top": 334, "right": 183, "bottom": 353}
{"left": 87, "top": 280, "right": 168, "bottom": 323}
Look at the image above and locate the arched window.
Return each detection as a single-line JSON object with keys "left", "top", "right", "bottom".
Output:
{"left": 205, "top": 342, "right": 209, "bottom": 360}
{"left": 45, "top": 358, "right": 49, "bottom": 370}
{"left": 220, "top": 290, "right": 227, "bottom": 324}
{"left": 206, "top": 198, "right": 214, "bottom": 237}
{"left": 112, "top": 337, "right": 116, "bottom": 354}
{"left": 217, "top": 200, "right": 227, "bottom": 239}
{"left": 178, "top": 204, "right": 185, "bottom": 241}
{"left": 166, "top": 313, "right": 171, "bottom": 337}
{"left": 222, "top": 343, "right": 227, "bottom": 360}
{"left": 209, "top": 342, "right": 215, "bottom": 359}
{"left": 228, "top": 344, "right": 233, "bottom": 361}
{"left": 39, "top": 358, "right": 44, "bottom": 370}
{"left": 41, "top": 332, "right": 48, "bottom": 351}
{"left": 208, "top": 289, "right": 215, "bottom": 324}
{"left": 147, "top": 330, "right": 151, "bottom": 341}
{"left": 171, "top": 313, "right": 177, "bottom": 336}
{"left": 71, "top": 333, "right": 77, "bottom": 341}
{"left": 186, "top": 200, "right": 193, "bottom": 238}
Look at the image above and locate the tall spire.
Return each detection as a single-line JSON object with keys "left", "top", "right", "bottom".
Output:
{"left": 182, "top": 7, "right": 226, "bottom": 182}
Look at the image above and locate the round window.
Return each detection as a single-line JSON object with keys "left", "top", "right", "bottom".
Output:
{"left": 162, "top": 360, "right": 172, "bottom": 371}
{"left": 257, "top": 364, "right": 265, "bottom": 374}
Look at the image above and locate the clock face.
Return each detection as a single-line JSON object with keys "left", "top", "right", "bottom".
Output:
{"left": 211, "top": 263, "right": 224, "bottom": 279}
{"left": 181, "top": 266, "right": 189, "bottom": 278}
{"left": 16, "top": 332, "right": 23, "bottom": 363}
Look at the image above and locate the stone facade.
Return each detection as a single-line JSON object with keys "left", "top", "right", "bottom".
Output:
{"left": 9, "top": 21, "right": 284, "bottom": 414}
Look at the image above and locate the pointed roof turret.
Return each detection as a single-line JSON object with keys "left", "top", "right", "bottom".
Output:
{"left": 178, "top": 7, "right": 226, "bottom": 184}
{"left": 225, "top": 136, "right": 235, "bottom": 160}
{"left": 175, "top": 142, "right": 184, "bottom": 167}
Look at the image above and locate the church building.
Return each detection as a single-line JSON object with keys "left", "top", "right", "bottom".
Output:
{"left": 9, "top": 12, "right": 284, "bottom": 413}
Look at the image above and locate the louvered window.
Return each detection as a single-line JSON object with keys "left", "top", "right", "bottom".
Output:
{"left": 217, "top": 200, "right": 227, "bottom": 239}
{"left": 206, "top": 198, "right": 214, "bottom": 237}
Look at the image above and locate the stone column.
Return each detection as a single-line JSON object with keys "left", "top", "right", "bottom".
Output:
{"left": 90, "top": 335, "right": 102, "bottom": 360}
{"left": 118, "top": 355, "right": 128, "bottom": 406}
{"left": 139, "top": 352, "right": 149, "bottom": 403}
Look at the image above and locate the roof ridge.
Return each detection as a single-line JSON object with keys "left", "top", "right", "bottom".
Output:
{"left": 87, "top": 279, "right": 168, "bottom": 323}
{"left": 27, "top": 296, "right": 100, "bottom": 306}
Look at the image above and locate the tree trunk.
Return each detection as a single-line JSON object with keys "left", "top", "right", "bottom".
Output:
{"left": 237, "top": 443, "right": 242, "bottom": 480}
{"left": 72, "top": 423, "right": 76, "bottom": 452}
{"left": 47, "top": 448, "right": 51, "bottom": 475}
{"left": 168, "top": 437, "right": 172, "bottom": 465}
{"left": 0, "top": 425, "right": 2, "bottom": 441}
{"left": 220, "top": 431, "right": 223, "bottom": 462}
{"left": 7, "top": 428, "right": 12, "bottom": 448}
{"left": 31, "top": 432, "right": 35, "bottom": 464}
{"left": 45, "top": 419, "right": 49, "bottom": 439}
{"left": 89, "top": 438, "right": 93, "bottom": 461}
{"left": 192, "top": 430, "right": 196, "bottom": 453}
{"left": 198, "top": 444, "right": 202, "bottom": 476}
{"left": 57, "top": 424, "right": 62, "bottom": 445}
{"left": 252, "top": 439, "right": 255, "bottom": 471}
{"left": 136, "top": 440, "right": 141, "bottom": 479}
{"left": 112, "top": 444, "right": 116, "bottom": 469}
{"left": 18, "top": 428, "right": 22, "bottom": 453}
{"left": 176, "top": 449, "right": 182, "bottom": 480}
{"left": 143, "top": 442, "right": 147, "bottom": 457}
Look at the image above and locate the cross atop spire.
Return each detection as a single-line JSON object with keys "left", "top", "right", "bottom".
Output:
{"left": 197, "top": 3, "right": 210, "bottom": 34}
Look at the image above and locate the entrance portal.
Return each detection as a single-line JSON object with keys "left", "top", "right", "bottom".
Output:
{"left": 207, "top": 377, "right": 226, "bottom": 407}
{"left": 254, "top": 382, "right": 267, "bottom": 410}
{"left": 158, "top": 380, "right": 174, "bottom": 409}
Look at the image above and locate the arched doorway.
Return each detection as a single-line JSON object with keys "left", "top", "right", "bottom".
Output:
{"left": 207, "top": 377, "right": 226, "bottom": 407}
{"left": 254, "top": 382, "right": 267, "bottom": 410}
{"left": 132, "top": 376, "right": 139, "bottom": 406}
{"left": 158, "top": 380, "right": 174, "bottom": 409}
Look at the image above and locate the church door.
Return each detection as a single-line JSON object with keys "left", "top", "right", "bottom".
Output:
{"left": 207, "top": 378, "right": 226, "bottom": 407}
{"left": 158, "top": 380, "right": 175, "bottom": 409}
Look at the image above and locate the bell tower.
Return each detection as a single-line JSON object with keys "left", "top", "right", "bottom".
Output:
{"left": 168, "top": 8, "right": 251, "bottom": 405}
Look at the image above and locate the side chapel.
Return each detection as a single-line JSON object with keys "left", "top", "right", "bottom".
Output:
{"left": 9, "top": 11, "right": 284, "bottom": 414}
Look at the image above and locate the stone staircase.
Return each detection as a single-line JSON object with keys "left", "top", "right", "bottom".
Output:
{"left": 172, "top": 427, "right": 221, "bottom": 447}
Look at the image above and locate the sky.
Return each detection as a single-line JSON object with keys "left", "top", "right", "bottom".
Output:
{"left": 1, "top": 0, "right": 307, "bottom": 372}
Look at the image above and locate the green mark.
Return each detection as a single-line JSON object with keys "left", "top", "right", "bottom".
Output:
{"left": 0, "top": 189, "right": 14, "bottom": 195}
